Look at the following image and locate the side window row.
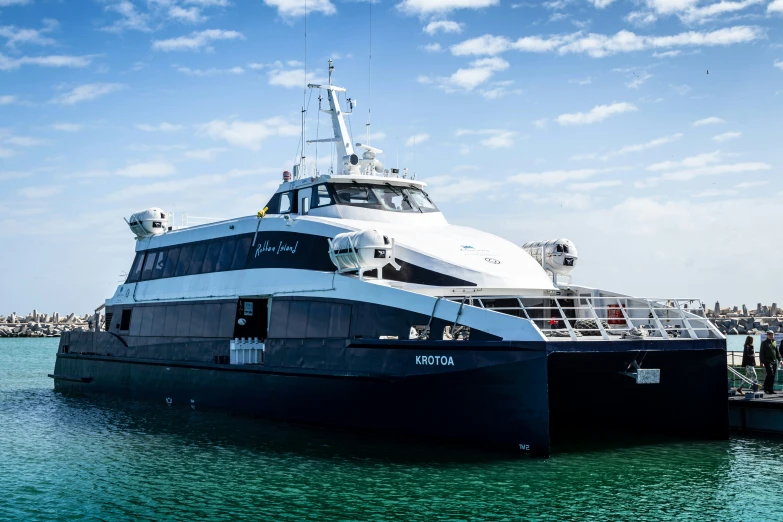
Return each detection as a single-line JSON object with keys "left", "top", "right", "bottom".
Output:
{"left": 265, "top": 184, "right": 334, "bottom": 215}
{"left": 126, "top": 235, "right": 253, "bottom": 283}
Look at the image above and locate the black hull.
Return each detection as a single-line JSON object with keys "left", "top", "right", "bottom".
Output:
{"left": 53, "top": 336, "right": 729, "bottom": 456}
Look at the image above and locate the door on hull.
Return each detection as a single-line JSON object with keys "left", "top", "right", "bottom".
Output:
{"left": 233, "top": 298, "right": 269, "bottom": 340}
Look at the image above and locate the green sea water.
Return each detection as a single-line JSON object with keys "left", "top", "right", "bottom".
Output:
{"left": 2, "top": 338, "right": 783, "bottom": 521}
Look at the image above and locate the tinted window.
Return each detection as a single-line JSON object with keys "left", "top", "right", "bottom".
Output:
{"left": 216, "top": 239, "right": 237, "bottom": 272}
{"left": 127, "top": 252, "right": 145, "bottom": 283}
{"left": 140, "top": 251, "right": 157, "bottom": 281}
{"left": 312, "top": 184, "right": 333, "bottom": 208}
{"left": 201, "top": 241, "right": 223, "bottom": 273}
{"left": 231, "top": 236, "right": 251, "bottom": 270}
{"left": 279, "top": 192, "right": 292, "bottom": 213}
{"left": 175, "top": 244, "right": 193, "bottom": 277}
{"left": 188, "top": 243, "right": 207, "bottom": 275}
{"left": 119, "top": 309, "right": 132, "bottom": 331}
{"left": 333, "top": 185, "right": 381, "bottom": 207}
{"left": 162, "top": 247, "right": 180, "bottom": 278}
{"left": 150, "top": 250, "right": 167, "bottom": 280}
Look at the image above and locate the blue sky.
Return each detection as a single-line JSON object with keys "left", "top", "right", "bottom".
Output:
{"left": 0, "top": 0, "right": 781, "bottom": 314}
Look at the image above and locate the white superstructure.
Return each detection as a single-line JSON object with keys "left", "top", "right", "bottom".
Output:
{"left": 115, "top": 63, "right": 721, "bottom": 343}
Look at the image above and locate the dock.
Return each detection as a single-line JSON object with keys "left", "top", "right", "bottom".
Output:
{"left": 729, "top": 393, "right": 783, "bottom": 435}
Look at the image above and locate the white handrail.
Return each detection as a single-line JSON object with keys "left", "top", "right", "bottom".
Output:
{"left": 443, "top": 294, "right": 723, "bottom": 341}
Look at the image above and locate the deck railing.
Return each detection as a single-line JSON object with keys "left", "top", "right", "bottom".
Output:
{"left": 445, "top": 294, "right": 722, "bottom": 341}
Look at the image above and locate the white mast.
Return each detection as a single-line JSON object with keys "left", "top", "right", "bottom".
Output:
{"left": 307, "top": 61, "right": 385, "bottom": 176}
{"left": 307, "top": 61, "right": 355, "bottom": 163}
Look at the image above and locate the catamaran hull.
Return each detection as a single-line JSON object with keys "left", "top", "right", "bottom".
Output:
{"left": 52, "top": 338, "right": 728, "bottom": 456}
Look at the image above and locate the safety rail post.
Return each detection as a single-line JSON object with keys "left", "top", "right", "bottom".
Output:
{"left": 553, "top": 297, "right": 578, "bottom": 341}
{"left": 614, "top": 297, "right": 635, "bottom": 332}
{"left": 672, "top": 299, "right": 698, "bottom": 339}
{"left": 584, "top": 296, "right": 610, "bottom": 340}
{"left": 515, "top": 298, "right": 532, "bottom": 321}
{"left": 646, "top": 300, "right": 671, "bottom": 340}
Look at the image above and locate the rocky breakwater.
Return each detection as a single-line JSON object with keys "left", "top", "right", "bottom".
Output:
{"left": 707, "top": 301, "right": 782, "bottom": 335}
{"left": 0, "top": 310, "right": 103, "bottom": 338}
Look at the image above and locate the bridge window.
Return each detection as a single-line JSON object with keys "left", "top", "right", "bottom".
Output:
{"left": 279, "top": 191, "right": 293, "bottom": 213}
{"left": 312, "top": 184, "right": 334, "bottom": 208}
{"left": 127, "top": 252, "right": 145, "bottom": 283}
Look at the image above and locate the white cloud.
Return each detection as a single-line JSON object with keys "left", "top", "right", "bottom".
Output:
{"left": 694, "top": 181, "right": 767, "bottom": 198}
{"left": 398, "top": 0, "right": 498, "bottom": 16}
{"left": 116, "top": 161, "right": 177, "bottom": 178}
{"left": 770, "top": 0, "right": 783, "bottom": 12}
{"left": 648, "top": 150, "right": 723, "bottom": 171}
{"left": 266, "top": 66, "right": 326, "bottom": 88}
{"left": 0, "top": 0, "right": 32, "bottom": 5}
{"left": 634, "top": 0, "right": 764, "bottom": 24}
{"left": 18, "top": 185, "right": 64, "bottom": 198}
{"left": 0, "top": 53, "right": 92, "bottom": 71}
{"left": 0, "top": 95, "right": 18, "bottom": 105}
{"left": 103, "top": 1, "right": 152, "bottom": 32}
{"left": 637, "top": 161, "right": 769, "bottom": 187}
{"left": 479, "top": 81, "right": 522, "bottom": 99}
{"left": 0, "top": 19, "right": 58, "bottom": 48}
{"left": 713, "top": 131, "right": 741, "bottom": 141}
{"left": 4, "top": 135, "right": 46, "bottom": 147}
{"left": 626, "top": 10, "right": 658, "bottom": 24}
{"left": 183, "top": 147, "right": 227, "bottom": 160}
{"left": 135, "top": 122, "right": 184, "bottom": 132}
{"left": 510, "top": 168, "right": 611, "bottom": 186}
{"left": 423, "top": 43, "right": 442, "bottom": 52}
{"left": 175, "top": 65, "right": 244, "bottom": 76}
{"left": 587, "top": 0, "right": 615, "bottom": 8}
{"left": 424, "top": 20, "right": 463, "bottom": 35}
{"left": 450, "top": 26, "right": 764, "bottom": 58}
{"left": 626, "top": 71, "right": 652, "bottom": 89}
{"left": 51, "top": 83, "right": 124, "bottom": 105}
{"left": 569, "top": 76, "right": 592, "bottom": 85}
{"left": 0, "top": 147, "right": 15, "bottom": 158}
{"left": 0, "top": 171, "right": 31, "bottom": 180}
{"left": 568, "top": 179, "right": 622, "bottom": 191}
{"left": 196, "top": 118, "right": 300, "bottom": 150}
{"left": 774, "top": 60, "right": 783, "bottom": 70}
{"left": 456, "top": 128, "right": 517, "bottom": 148}
{"left": 168, "top": 6, "right": 207, "bottom": 23}
{"left": 263, "top": 0, "right": 336, "bottom": 17}
{"left": 481, "top": 131, "right": 516, "bottom": 148}
{"left": 424, "top": 175, "right": 501, "bottom": 202}
{"left": 653, "top": 50, "right": 681, "bottom": 58}
{"left": 532, "top": 118, "right": 548, "bottom": 128}
{"left": 556, "top": 102, "right": 638, "bottom": 126}
{"left": 152, "top": 29, "right": 244, "bottom": 51}
{"left": 405, "top": 133, "right": 430, "bottom": 147}
{"left": 423, "top": 57, "right": 509, "bottom": 92}
{"left": 692, "top": 116, "right": 724, "bottom": 126}
{"left": 670, "top": 84, "right": 691, "bottom": 95}
{"left": 50, "top": 123, "right": 83, "bottom": 132}
{"left": 574, "top": 133, "right": 683, "bottom": 161}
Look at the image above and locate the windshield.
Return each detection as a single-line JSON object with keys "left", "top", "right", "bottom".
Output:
{"left": 334, "top": 185, "right": 380, "bottom": 206}
{"left": 406, "top": 186, "right": 438, "bottom": 212}
{"left": 332, "top": 183, "right": 439, "bottom": 213}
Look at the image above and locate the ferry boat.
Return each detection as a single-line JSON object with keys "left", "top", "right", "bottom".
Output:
{"left": 52, "top": 64, "right": 728, "bottom": 456}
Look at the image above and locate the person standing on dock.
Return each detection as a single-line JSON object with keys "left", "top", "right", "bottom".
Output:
{"left": 742, "top": 336, "right": 758, "bottom": 386}
{"left": 760, "top": 331, "right": 780, "bottom": 394}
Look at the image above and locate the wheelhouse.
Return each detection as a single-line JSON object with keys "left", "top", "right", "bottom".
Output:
{"left": 263, "top": 178, "right": 439, "bottom": 216}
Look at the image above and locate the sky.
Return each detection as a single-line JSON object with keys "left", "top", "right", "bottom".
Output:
{"left": 0, "top": 0, "right": 781, "bottom": 315}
